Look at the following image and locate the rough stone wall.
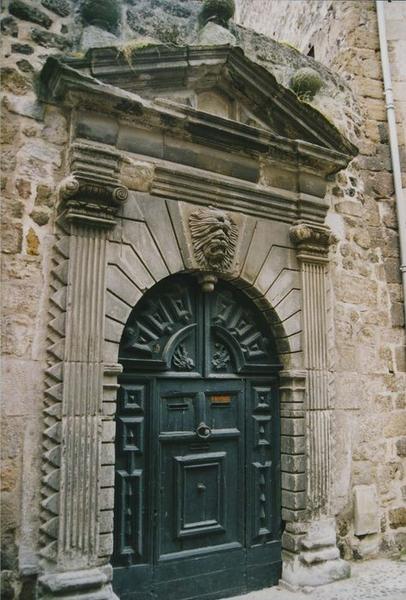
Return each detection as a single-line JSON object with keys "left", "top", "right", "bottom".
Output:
{"left": 1, "top": 0, "right": 405, "bottom": 596}
{"left": 237, "top": 0, "right": 406, "bottom": 559}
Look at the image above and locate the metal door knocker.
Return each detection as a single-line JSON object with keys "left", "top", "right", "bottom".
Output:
{"left": 196, "top": 422, "right": 212, "bottom": 439}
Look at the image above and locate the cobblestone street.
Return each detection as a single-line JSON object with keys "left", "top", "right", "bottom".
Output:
{"left": 225, "top": 559, "right": 406, "bottom": 600}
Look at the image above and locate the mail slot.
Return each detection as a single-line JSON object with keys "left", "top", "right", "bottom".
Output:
{"left": 210, "top": 394, "right": 232, "bottom": 405}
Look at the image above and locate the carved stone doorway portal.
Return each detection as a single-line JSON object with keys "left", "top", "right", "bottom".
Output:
{"left": 37, "top": 44, "right": 356, "bottom": 599}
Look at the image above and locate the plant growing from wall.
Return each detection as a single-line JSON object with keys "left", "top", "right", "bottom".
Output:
{"left": 81, "top": 0, "right": 121, "bottom": 33}
{"left": 290, "top": 66, "right": 323, "bottom": 102}
{"left": 198, "top": 0, "right": 236, "bottom": 29}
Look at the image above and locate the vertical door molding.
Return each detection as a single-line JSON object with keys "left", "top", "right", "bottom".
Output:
{"left": 281, "top": 222, "right": 350, "bottom": 588}
{"left": 38, "top": 145, "right": 128, "bottom": 599}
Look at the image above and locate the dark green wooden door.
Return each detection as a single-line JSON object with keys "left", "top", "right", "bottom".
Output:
{"left": 113, "top": 276, "right": 281, "bottom": 600}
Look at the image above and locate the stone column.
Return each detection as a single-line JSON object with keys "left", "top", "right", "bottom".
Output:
{"left": 281, "top": 222, "right": 350, "bottom": 589}
{"left": 38, "top": 143, "right": 127, "bottom": 599}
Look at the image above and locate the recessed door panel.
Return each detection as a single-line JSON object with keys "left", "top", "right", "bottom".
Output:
{"left": 157, "top": 380, "right": 244, "bottom": 559}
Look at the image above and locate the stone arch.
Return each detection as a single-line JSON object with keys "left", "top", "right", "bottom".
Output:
{"left": 97, "top": 195, "right": 307, "bottom": 584}
{"left": 103, "top": 191, "right": 303, "bottom": 369}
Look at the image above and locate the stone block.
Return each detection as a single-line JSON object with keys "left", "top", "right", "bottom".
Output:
{"left": 281, "top": 434, "right": 305, "bottom": 454}
{"left": 101, "top": 443, "right": 114, "bottom": 466}
{"left": 99, "top": 488, "right": 114, "bottom": 511}
{"left": 102, "top": 420, "right": 115, "bottom": 444}
{"left": 281, "top": 417, "right": 304, "bottom": 436}
{"left": 391, "top": 301, "right": 405, "bottom": 327}
{"left": 30, "top": 27, "right": 71, "bottom": 50}
{"left": 301, "top": 546, "right": 340, "bottom": 564}
{"left": 9, "top": 0, "right": 52, "bottom": 28}
{"left": 282, "top": 553, "right": 350, "bottom": 587}
{"left": 384, "top": 413, "right": 406, "bottom": 437}
{"left": 396, "top": 437, "right": 406, "bottom": 457}
{"left": 281, "top": 453, "right": 305, "bottom": 474}
{"left": 41, "top": 0, "right": 70, "bottom": 17}
{"left": 282, "top": 530, "right": 303, "bottom": 553}
{"left": 353, "top": 484, "right": 380, "bottom": 535}
{"left": 389, "top": 507, "right": 406, "bottom": 529}
{"left": 282, "top": 490, "right": 306, "bottom": 510}
{"left": 100, "top": 510, "right": 114, "bottom": 534}
{"left": 300, "top": 518, "right": 337, "bottom": 550}
{"left": 281, "top": 508, "right": 307, "bottom": 523}
{"left": 281, "top": 472, "right": 306, "bottom": 492}
{"left": 5, "top": 94, "right": 44, "bottom": 121}
{"left": 100, "top": 466, "right": 114, "bottom": 488}
{"left": 98, "top": 533, "right": 113, "bottom": 557}
{"left": 1, "top": 16, "right": 19, "bottom": 37}
{"left": 1, "top": 358, "right": 44, "bottom": 416}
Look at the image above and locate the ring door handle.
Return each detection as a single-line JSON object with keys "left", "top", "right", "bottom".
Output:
{"left": 196, "top": 421, "right": 212, "bottom": 439}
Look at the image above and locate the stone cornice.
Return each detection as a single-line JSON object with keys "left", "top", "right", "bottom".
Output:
{"left": 57, "top": 45, "right": 357, "bottom": 157}
{"left": 58, "top": 142, "right": 128, "bottom": 227}
{"left": 40, "top": 50, "right": 356, "bottom": 170}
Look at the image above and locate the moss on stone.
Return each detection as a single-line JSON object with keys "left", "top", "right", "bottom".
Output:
{"left": 290, "top": 66, "right": 323, "bottom": 101}
{"left": 199, "top": 0, "right": 235, "bottom": 28}
{"left": 118, "top": 38, "right": 162, "bottom": 66}
{"left": 81, "top": 0, "right": 120, "bottom": 33}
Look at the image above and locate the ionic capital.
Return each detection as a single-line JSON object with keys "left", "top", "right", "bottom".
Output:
{"left": 58, "top": 143, "right": 128, "bottom": 228}
{"left": 289, "top": 221, "right": 336, "bottom": 263}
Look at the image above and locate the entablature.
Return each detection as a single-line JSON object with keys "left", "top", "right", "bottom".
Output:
{"left": 40, "top": 44, "right": 357, "bottom": 227}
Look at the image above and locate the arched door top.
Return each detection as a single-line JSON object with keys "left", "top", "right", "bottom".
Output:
{"left": 119, "top": 274, "right": 281, "bottom": 375}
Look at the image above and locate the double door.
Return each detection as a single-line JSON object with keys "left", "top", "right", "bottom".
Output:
{"left": 113, "top": 375, "right": 281, "bottom": 600}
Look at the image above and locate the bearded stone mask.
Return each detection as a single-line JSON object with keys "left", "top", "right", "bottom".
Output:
{"left": 189, "top": 206, "right": 238, "bottom": 271}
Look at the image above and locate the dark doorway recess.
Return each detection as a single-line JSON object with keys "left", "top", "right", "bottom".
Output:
{"left": 113, "top": 275, "right": 282, "bottom": 600}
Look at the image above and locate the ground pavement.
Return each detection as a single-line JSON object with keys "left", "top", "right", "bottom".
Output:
{"left": 224, "top": 558, "right": 406, "bottom": 600}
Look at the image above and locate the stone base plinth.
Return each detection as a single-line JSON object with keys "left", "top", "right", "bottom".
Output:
{"left": 282, "top": 553, "right": 350, "bottom": 588}
{"left": 38, "top": 566, "right": 116, "bottom": 600}
{"left": 281, "top": 517, "right": 351, "bottom": 588}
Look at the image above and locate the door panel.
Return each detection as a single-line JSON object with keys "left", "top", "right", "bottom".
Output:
{"left": 114, "top": 276, "right": 281, "bottom": 600}
{"left": 157, "top": 380, "right": 244, "bottom": 560}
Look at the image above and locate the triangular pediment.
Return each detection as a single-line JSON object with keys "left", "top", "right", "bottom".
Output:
{"left": 47, "top": 45, "right": 356, "bottom": 156}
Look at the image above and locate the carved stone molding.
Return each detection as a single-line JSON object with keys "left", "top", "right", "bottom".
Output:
{"left": 58, "top": 143, "right": 128, "bottom": 227}
{"left": 189, "top": 206, "right": 238, "bottom": 271}
{"left": 289, "top": 221, "right": 335, "bottom": 263}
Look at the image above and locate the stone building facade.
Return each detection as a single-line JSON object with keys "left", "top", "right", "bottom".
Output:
{"left": 237, "top": 0, "right": 406, "bottom": 560}
{"left": 0, "top": 1, "right": 405, "bottom": 599}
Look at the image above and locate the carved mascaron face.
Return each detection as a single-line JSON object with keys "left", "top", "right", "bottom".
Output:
{"left": 189, "top": 206, "right": 238, "bottom": 271}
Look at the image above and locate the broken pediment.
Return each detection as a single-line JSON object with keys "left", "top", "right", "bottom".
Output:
{"left": 41, "top": 44, "right": 356, "bottom": 157}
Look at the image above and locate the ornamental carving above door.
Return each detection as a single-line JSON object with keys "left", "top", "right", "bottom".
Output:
{"left": 113, "top": 275, "right": 282, "bottom": 600}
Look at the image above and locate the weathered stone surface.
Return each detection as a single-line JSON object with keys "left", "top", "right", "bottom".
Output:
{"left": 41, "top": 0, "right": 70, "bottom": 17}
{"left": 389, "top": 507, "right": 406, "bottom": 529}
{"left": 9, "top": 0, "right": 53, "bottom": 28}
{"left": 81, "top": 25, "right": 118, "bottom": 50}
{"left": 30, "top": 27, "right": 71, "bottom": 50}
{"left": 81, "top": 0, "right": 121, "bottom": 32}
{"left": 1, "top": 16, "right": 19, "bottom": 38}
{"left": 16, "top": 59, "right": 34, "bottom": 74}
{"left": 1, "top": 218, "right": 23, "bottom": 255}
{"left": 25, "top": 228, "right": 40, "bottom": 256}
{"left": 11, "top": 43, "right": 33, "bottom": 55}
{"left": 0, "top": 68, "right": 30, "bottom": 95}
{"left": 30, "top": 208, "right": 50, "bottom": 226}
{"left": 197, "top": 21, "right": 236, "bottom": 45}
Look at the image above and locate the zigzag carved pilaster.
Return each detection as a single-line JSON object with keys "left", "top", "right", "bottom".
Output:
{"left": 40, "top": 225, "right": 70, "bottom": 565}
